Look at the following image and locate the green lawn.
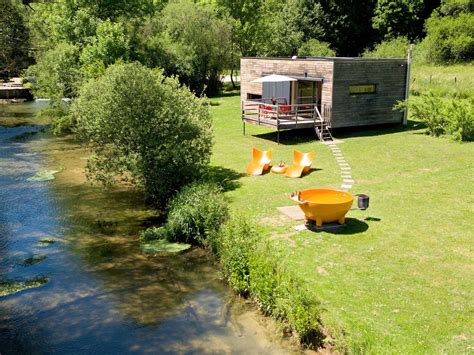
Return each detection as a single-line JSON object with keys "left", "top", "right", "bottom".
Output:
{"left": 209, "top": 82, "right": 473, "bottom": 352}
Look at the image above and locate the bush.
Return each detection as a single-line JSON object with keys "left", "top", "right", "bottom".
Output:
{"left": 218, "top": 215, "right": 260, "bottom": 295}
{"left": 73, "top": 62, "right": 213, "bottom": 206}
{"left": 397, "top": 93, "right": 474, "bottom": 141}
{"left": 138, "top": 226, "right": 168, "bottom": 242}
{"left": 363, "top": 37, "right": 411, "bottom": 59}
{"left": 216, "top": 215, "right": 323, "bottom": 344}
{"left": 298, "top": 39, "right": 335, "bottom": 57}
{"left": 165, "top": 182, "right": 229, "bottom": 247}
{"left": 422, "top": 2, "right": 474, "bottom": 64}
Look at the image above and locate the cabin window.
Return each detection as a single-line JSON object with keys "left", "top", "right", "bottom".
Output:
{"left": 247, "top": 93, "right": 262, "bottom": 100}
{"left": 349, "top": 84, "right": 377, "bottom": 94}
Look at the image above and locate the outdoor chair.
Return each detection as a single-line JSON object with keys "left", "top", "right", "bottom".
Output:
{"left": 285, "top": 150, "right": 314, "bottom": 178}
{"left": 245, "top": 148, "right": 272, "bottom": 175}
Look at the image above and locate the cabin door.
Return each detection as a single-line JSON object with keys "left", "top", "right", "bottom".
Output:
{"left": 297, "top": 81, "right": 322, "bottom": 108}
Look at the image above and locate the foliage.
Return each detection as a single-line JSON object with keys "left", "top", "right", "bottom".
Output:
{"left": 298, "top": 39, "right": 335, "bottom": 57}
{"left": 215, "top": 215, "right": 322, "bottom": 343}
{"left": 372, "top": 0, "right": 425, "bottom": 40}
{"left": 73, "top": 62, "right": 213, "bottom": 206}
{"left": 139, "top": 226, "right": 168, "bottom": 242}
{"left": 165, "top": 182, "right": 229, "bottom": 248}
{"left": 157, "top": 0, "right": 232, "bottom": 96}
{"left": 422, "top": 1, "right": 474, "bottom": 63}
{"left": 295, "top": 0, "right": 377, "bottom": 56}
{"left": 396, "top": 93, "right": 474, "bottom": 141}
{"left": 25, "top": 42, "right": 82, "bottom": 100}
{"left": 216, "top": 0, "right": 266, "bottom": 57}
{"left": 0, "top": 1, "right": 32, "bottom": 76}
{"left": 80, "top": 20, "right": 130, "bottom": 80}
{"left": 218, "top": 215, "right": 260, "bottom": 294}
{"left": 363, "top": 37, "right": 411, "bottom": 58}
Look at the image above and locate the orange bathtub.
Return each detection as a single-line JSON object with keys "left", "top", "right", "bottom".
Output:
{"left": 290, "top": 189, "right": 353, "bottom": 227}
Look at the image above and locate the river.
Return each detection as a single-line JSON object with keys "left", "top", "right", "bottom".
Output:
{"left": 0, "top": 100, "right": 299, "bottom": 354}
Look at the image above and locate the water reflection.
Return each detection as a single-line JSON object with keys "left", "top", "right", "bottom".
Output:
{"left": 0, "top": 101, "right": 297, "bottom": 354}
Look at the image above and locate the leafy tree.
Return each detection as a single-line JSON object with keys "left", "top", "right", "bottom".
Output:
{"left": 80, "top": 19, "right": 130, "bottom": 79}
{"left": 25, "top": 42, "right": 81, "bottom": 99}
{"left": 373, "top": 0, "right": 424, "bottom": 40}
{"left": 143, "top": 0, "right": 232, "bottom": 95}
{"left": 422, "top": 0, "right": 474, "bottom": 63}
{"left": 362, "top": 37, "right": 410, "bottom": 58}
{"left": 72, "top": 62, "right": 213, "bottom": 206}
{"left": 0, "top": 1, "right": 33, "bottom": 77}
{"left": 298, "top": 39, "right": 335, "bottom": 57}
{"left": 217, "top": 0, "right": 266, "bottom": 57}
{"left": 295, "top": 0, "right": 377, "bottom": 56}
{"left": 259, "top": 0, "right": 303, "bottom": 57}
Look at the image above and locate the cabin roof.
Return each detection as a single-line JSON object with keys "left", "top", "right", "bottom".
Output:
{"left": 242, "top": 56, "right": 406, "bottom": 62}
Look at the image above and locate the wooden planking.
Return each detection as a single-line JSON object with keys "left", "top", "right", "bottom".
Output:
{"left": 331, "top": 60, "right": 407, "bottom": 128}
{"left": 240, "top": 58, "right": 334, "bottom": 108}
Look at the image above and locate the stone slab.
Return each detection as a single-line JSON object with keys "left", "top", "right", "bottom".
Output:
{"left": 277, "top": 206, "right": 305, "bottom": 221}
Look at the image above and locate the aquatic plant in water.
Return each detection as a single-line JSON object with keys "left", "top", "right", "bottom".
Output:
{"left": 17, "top": 255, "right": 47, "bottom": 267}
{"left": 0, "top": 277, "right": 48, "bottom": 297}
{"left": 140, "top": 239, "right": 191, "bottom": 255}
{"left": 27, "top": 169, "right": 59, "bottom": 181}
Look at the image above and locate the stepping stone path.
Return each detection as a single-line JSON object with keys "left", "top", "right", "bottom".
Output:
{"left": 327, "top": 142, "right": 354, "bottom": 191}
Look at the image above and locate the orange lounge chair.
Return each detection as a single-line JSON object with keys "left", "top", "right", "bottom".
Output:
{"left": 285, "top": 150, "right": 314, "bottom": 178}
{"left": 245, "top": 148, "right": 272, "bottom": 175}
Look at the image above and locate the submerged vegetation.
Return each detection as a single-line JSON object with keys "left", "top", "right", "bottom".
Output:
{"left": 0, "top": 277, "right": 48, "bottom": 297}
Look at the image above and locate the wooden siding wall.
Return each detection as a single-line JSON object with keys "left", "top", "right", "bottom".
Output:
{"left": 331, "top": 60, "right": 407, "bottom": 128}
{"left": 240, "top": 58, "right": 334, "bottom": 108}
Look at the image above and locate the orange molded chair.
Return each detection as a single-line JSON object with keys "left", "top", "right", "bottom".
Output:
{"left": 285, "top": 150, "right": 315, "bottom": 178}
{"left": 246, "top": 148, "right": 272, "bottom": 175}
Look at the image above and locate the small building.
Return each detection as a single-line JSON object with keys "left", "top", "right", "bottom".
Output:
{"left": 240, "top": 56, "right": 409, "bottom": 142}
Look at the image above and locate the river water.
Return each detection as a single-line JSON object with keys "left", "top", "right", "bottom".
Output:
{"left": 0, "top": 101, "right": 296, "bottom": 354}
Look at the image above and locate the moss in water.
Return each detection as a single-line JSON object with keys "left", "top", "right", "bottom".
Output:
{"left": 17, "top": 255, "right": 47, "bottom": 267}
{"left": 27, "top": 169, "right": 60, "bottom": 181}
{"left": 10, "top": 130, "right": 43, "bottom": 141}
{"left": 0, "top": 276, "right": 48, "bottom": 297}
{"left": 36, "top": 238, "right": 57, "bottom": 246}
{"left": 141, "top": 239, "right": 191, "bottom": 255}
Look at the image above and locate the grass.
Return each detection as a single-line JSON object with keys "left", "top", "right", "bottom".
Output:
{"left": 208, "top": 67, "right": 473, "bottom": 352}
{"left": 411, "top": 63, "right": 474, "bottom": 99}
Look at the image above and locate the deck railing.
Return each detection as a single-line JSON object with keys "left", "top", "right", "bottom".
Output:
{"left": 241, "top": 100, "right": 324, "bottom": 129}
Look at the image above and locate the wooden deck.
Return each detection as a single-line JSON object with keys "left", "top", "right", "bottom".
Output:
{"left": 241, "top": 100, "right": 333, "bottom": 143}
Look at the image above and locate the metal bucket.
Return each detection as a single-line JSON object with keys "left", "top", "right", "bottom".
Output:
{"left": 356, "top": 194, "right": 369, "bottom": 210}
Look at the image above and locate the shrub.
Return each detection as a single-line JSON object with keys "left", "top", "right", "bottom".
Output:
{"left": 138, "top": 226, "right": 168, "bottom": 242}
{"left": 165, "top": 182, "right": 229, "bottom": 247}
{"left": 298, "top": 39, "right": 335, "bottom": 57}
{"left": 396, "top": 93, "right": 474, "bottom": 141}
{"left": 448, "top": 98, "right": 474, "bottom": 141}
{"left": 218, "top": 215, "right": 260, "bottom": 295}
{"left": 363, "top": 37, "right": 411, "bottom": 59}
{"left": 73, "top": 62, "right": 213, "bottom": 206}
{"left": 422, "top": 1, "right": 474, "bottom": 64}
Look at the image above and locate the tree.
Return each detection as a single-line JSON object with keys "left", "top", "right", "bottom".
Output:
{"left": 362, "top": 37, "right": 411, "bottom": 58}
{"left": 298, "top": 39, "right": 335, "bottom": 57}
{"left": 0, "top": 1, "right": 33, "bottom": 77}
{"left": 80, "top": 19, "right": 130, "bottom": 79}
{"left": 72, "top": 62, "right": 213, "bottom": 206}
{"left": 372, "top": 0, "right": 425, "bottom": 40}
{"left": 422, "top": 0, "right": 474, "bottom": 63}
{"left": 25, "top": 42, "right": 81, "bottom": 99}
{"left": 295, "top": 0, "right": 377, "bottom": 56}
{"left": 142, "top": 0, "right": 232, "bottom": 95}
{"left": 217, "top": 0, "right": 266, "bottom": 57}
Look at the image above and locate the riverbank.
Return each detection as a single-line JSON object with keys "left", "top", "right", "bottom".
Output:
{"left": 0, "top": 101, "right": 306, "bottom": 353}
{"left": 209, "top": 89, "right": 473, "bottom": 352}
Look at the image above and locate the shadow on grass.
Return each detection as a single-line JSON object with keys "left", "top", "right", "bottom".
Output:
{"left": 333, "top": 120, "right": 426, "bottom": 139}
{"left": 252, "top": 128, "right": 318, "bottom": 145}
{"left": 307, "top": 218, "right": 369, "bottom": 235}
{"left": 203, "top": 165, "right": 244, "bottom": 192}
